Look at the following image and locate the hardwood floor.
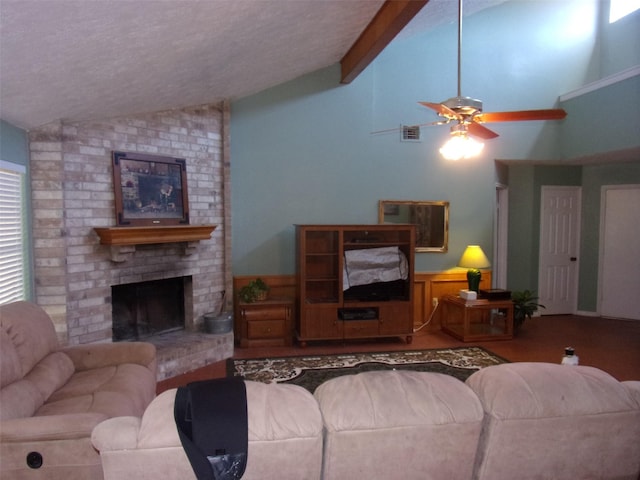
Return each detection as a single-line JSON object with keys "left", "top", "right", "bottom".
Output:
{"left": 157, "top": 314, "right": 640, "bottom": 394}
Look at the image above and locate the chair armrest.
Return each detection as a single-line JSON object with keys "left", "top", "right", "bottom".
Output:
{"left": 0, "top": 413, "right": 107, "bottom": 443}
{"left": 61, "top": 342, "right": 156, "bottom": 373}
{"left": 91, "top": 416, "right": 141, "bottom": 452}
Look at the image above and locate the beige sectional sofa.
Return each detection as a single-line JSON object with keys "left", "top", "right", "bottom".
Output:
{"left": 92, "top": 363, "right": 640, "bottom": 480}
{"left": 0, "top": 301, "right": 157, "bottom": 479}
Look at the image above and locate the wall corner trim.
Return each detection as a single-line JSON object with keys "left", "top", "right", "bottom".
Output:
{"left": 560, "top": 65, "right": 640, "bottom": 101}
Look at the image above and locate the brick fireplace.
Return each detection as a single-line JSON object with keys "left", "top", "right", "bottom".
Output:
{"left": 27, "top": 103, "right": 234, "bottom": 375}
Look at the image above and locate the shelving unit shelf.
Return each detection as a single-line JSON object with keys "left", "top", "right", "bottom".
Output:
{"left": 295, "top": 224, "right": 415, "bottom": 346}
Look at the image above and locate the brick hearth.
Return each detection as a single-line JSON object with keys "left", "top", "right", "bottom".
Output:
{"left": 150, "top": 330, "right": 234, "bottom": 381}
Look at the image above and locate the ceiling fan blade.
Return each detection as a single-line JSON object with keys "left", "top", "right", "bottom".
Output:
{"left": 475, "top": 109, "right": 567, "bottom": 123}
{"left": 468, "top": 122, "right": 499, "bottom": 139}
{"left": 419, "top": 102, "right": 461, "bottom": 120}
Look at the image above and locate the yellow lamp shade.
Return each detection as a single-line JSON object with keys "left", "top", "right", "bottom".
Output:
{"left": 458, "top": 245, "right": 490, "bottom": 292}
{"left": 458, "top": 245, "right": 490, "bottom": 269}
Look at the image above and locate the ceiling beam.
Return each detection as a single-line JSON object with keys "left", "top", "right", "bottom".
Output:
{"left": 340, "top": 0, "right": 429, "bottom": 84}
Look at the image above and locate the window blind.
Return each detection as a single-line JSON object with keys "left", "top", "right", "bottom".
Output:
{"left": 0, "top": 167, "right": 26, "bottom": 304}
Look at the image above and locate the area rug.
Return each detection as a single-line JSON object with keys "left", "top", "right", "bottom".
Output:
{"left": 227, "top": 346, "right": 508, "bottom": 393}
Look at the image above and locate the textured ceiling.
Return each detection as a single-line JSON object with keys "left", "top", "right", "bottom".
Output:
{"left": 0, "top": 0, "right": 505, "bottom": 130}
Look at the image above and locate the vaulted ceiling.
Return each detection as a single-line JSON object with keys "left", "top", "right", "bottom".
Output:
{"left": 0, "top": 0, "right": 506, "bottom": 130}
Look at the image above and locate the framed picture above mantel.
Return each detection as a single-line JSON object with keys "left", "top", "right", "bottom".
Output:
{"left": 111, "top": 151, "right": 190, "bottom": 226}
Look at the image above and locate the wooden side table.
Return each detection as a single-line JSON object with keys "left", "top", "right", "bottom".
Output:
{"left": 440, "top": 294, "right": 514, "bottom": 342}
{"left": 238, "top": 297, "right": 294, "bottom": 347}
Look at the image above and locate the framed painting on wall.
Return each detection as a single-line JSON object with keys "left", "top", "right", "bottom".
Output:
{"left": 111, "top": 151, "right": 190, "bottom": 226}
{"left": 379, "top": 200, "right": 449, "bottom": 252}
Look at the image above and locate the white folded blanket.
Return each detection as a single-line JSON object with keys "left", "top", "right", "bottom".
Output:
{"left": 343, "top": 246, "right": 408, "bottom": 291}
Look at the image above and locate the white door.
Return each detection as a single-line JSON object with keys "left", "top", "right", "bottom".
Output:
{"left": 599, "top": 185, "right": 640, "bottom": 320}
{"left": 538, "top": 186, "right": 581, "bottom": 314}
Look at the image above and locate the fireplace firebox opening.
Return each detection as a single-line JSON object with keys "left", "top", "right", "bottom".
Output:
{"left": 112, "top": 276, "right": 191, "bottom": 341}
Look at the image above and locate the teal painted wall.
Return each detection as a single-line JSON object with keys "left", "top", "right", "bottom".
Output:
{"left": 560, "top": 0, "right": 640, "bottom": 159}
{"left": 231, "top": 0, "right": 609, "bottom": 276}
{"left": 599, "top": 0, "right": 640, "bottom": 76}
{"left": 506, "top": 165, "right": 537, "bottom": 289}
{"left": 1, "top": 120, "right": 29, "bottom": 166}
{"left": 561, "top": 75, "right": 640, "bottom": 158}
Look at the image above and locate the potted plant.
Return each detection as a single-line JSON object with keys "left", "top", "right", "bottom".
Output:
{"left": 512, "top": 290, "right": 545, "bottom": 330}
{"left": 238, "top": 278, "right": 269, "bottom": 303}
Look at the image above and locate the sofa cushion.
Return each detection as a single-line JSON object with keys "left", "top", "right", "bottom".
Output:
{"left": 316, "top": 370, "right": 484, "bottom": 430}
{"left": 0, "top": 328, "right": 22, "bottom": 388}
{"left": 314, "top": 370, "right": 484, "bottom": 480}
{"left": 466, "top": 362, "right": 640, "bottom": 480}
{"left": 62, "top": 341, "right": 157, "bottom": 372}
{"left": 0, "top": 352, "right": 75, "bottom": 420}
{"left": 37, "top": 363, "right": 156, "bottom": 418}
{"left": 138, "top": 382, "right": 323, "bottom": 448}
{"left": 0, "top": 301, "right": 60, "bottom": 378}
{"left": 0, "top": 412, "right": 108, "bottom": 442}
{"left": 26, "top": 352, "right": 75, "bottom": 401}
{"left": 467, "top": 362, "right": 640, "bottom": 418}
{"left": 0, "top": 379, "right": 43, "bottom": 420}
{"left": 92, "top": 381, "right": 324, "bottom": 480}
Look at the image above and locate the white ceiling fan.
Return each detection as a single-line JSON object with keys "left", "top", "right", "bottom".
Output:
{"left": 375, "top": 0, "right": 567, "bottom": 154}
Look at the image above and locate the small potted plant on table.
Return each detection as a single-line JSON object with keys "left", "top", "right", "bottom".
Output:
{"left": 238, "top": 278, "right": 270, "bottom": 303}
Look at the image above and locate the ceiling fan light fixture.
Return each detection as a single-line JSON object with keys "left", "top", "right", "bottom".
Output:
{"left": 439, "top": 124, "right": 484, "bottom": 161}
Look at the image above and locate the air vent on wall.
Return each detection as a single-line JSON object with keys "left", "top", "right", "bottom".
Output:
{"left": 401, "top": 125, "right": 421, "bottom": 142}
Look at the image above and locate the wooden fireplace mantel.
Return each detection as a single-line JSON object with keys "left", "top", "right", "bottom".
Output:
{"left": 94, "top": 225, "right": 217, "bottom": 246}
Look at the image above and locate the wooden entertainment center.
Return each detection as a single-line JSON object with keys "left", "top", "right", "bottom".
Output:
{"left": 295, "top": 224, "right": 415, "bottom": 346}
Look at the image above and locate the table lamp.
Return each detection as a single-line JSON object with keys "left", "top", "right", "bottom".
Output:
{"left": 458, "top": 245, "right": 490, "bottom": 292}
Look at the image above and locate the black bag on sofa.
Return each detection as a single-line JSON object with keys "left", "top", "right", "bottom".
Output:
{"left": 174, "top": 377, "right": 248, "bottom": 480}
